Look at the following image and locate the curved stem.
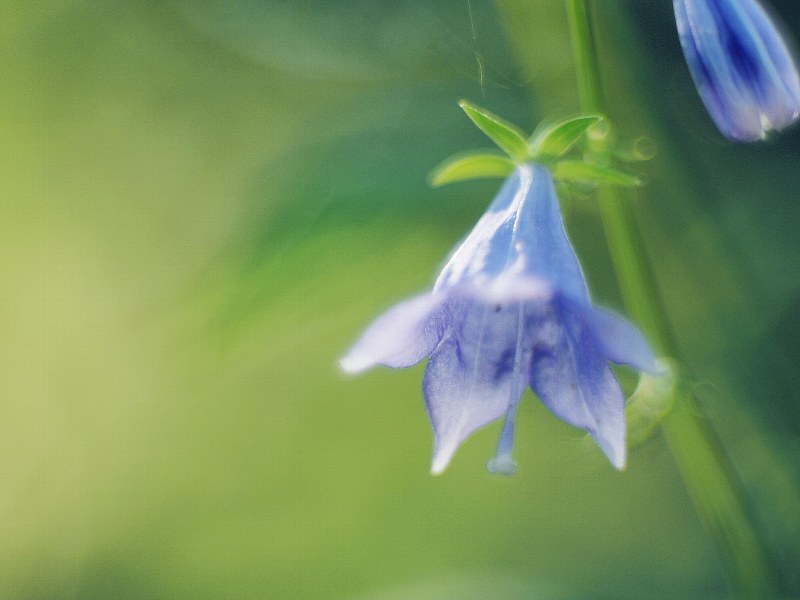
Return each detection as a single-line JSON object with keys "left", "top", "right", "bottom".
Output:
{"left": 565, "top": 0, "right": 774, "bottom": 596}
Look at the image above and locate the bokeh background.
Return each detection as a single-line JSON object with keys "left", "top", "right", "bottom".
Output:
{"left": 2, "top": 1, "right": 800, "bottom": 598}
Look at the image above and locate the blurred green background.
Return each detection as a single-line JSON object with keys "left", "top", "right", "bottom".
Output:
{"left": 2, "top": 1, "right": 799, "bottom": 598}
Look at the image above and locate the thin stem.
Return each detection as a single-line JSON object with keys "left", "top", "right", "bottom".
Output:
{"left": 565, "top": 1, "right": 774, "bottom": 596}
{"left": 565, "top": 0, "right": 603, "bottom": 113}
{"left": 662, "top": 391, "right": 773, "bottom": 597}
{"left": 595, "top": 186, "right": 677, "bottom": 354}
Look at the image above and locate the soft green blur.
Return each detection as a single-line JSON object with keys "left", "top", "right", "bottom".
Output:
{"left": 1, "top": 1, "right": 799, "bottom": 598}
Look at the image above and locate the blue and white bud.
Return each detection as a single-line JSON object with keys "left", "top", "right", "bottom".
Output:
{"left": 674, "top": 0, "right": 800, "bottom": 141}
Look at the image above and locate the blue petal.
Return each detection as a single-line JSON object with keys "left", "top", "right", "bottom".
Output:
{"left": 577, "top": 303, "right": 660, "bottom": 374}
{"left": 736, "top": 0, "right": 800, "bottom": 125}
{"left": 340, "top": 293, "right": 445, "bottom": 373}
{"left": 435, "top": 164, "right": 589, "bottom": 302}
{"left": 529, "top": 301, "right": 627, "bottom": 469}
{"left": 424, "top": 298, "right": 530, "bottom": 474}
{"left": 675, "top": 0, "right": 762, "bottom": 139}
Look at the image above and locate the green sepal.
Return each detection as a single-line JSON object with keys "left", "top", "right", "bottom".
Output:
{"left": 551, "top": 160, "right": 641, "bottom": 187}
{"left": 626, "top": 360, "right": 678, "bottom": 449}
{"left": 429, "top": 151, "right": 515, "bottom": 187}
{"left": 459, "top": 100, "right": 531, "bottom": 162}
{"left": 529, "top": 114, "right": 603, "bottom": 162}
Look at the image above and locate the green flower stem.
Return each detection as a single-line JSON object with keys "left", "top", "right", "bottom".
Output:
{"left": 565, "top": 0, "right": 603, "bottom": 114}
{"left": 594, "top": 186, "right": 676, "bottom": 353}
{"left": 565, "top": 0, "right": 774, "bottom": 596}
{"left": 662, "top": 390, "right": 774, "bottom": 597}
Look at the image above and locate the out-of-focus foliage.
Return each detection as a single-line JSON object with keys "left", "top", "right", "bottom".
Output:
{"left": 1, "top": 0, "right": 798, "bottom": 598}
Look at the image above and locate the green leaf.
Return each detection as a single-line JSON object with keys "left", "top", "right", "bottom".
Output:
{"left": 429, "top": 151, "right": 515, "bottom": 187}
{"left": 551, "top": 160, "right": 642, "bottom": 187}
{"left": 459, "top": 100, "right": 531, "bottom": 162}
{"left": 626, "top": 361, "right": 678, "bottom": 449}
{"left": 529, "top": 114, "right": 603, "bottom": 161}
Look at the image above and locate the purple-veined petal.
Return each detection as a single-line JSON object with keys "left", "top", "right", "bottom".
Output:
{"left": 424, "top": 299, "right": 530, "bottom": 474}
{"left": 468, "top": 272, "right": 552, "bottom": 305}
{"left": 340, "top": 293, "right": 445, "bottom": 373}
{"left": 577, "top": 303, "right": 660, "bottom": 374}
{"left": 529, "top": 302, "right": 627, "bottom": 469}
{"left": 735, "top": 0, "right": 800, "bottom": 127}
{"left": 435, "top": 164, "right": 589, "bottom": 302}
{"left": 675, "top": 0, "right": 763, "bottom": 139}
{"left": 674, "top": 0, "right": 733, "bottom": 135}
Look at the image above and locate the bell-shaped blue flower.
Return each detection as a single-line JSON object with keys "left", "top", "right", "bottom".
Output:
{"left": 341, "top": 164, "right": 658, "bottom": 474}
{"left": 673, "top": 0, "right": 800, "bottom": 141}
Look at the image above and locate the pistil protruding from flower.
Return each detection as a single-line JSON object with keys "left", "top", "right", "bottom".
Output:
{"left": 487, "top": 403, "right": 519, "bottom": 476}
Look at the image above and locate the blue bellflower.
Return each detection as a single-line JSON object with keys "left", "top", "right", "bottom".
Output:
{"left": 674, "top": 0, "right": 800, "bottom": 141}
{"left": 342, "top": 164, "right": 658, "bottom": 474}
